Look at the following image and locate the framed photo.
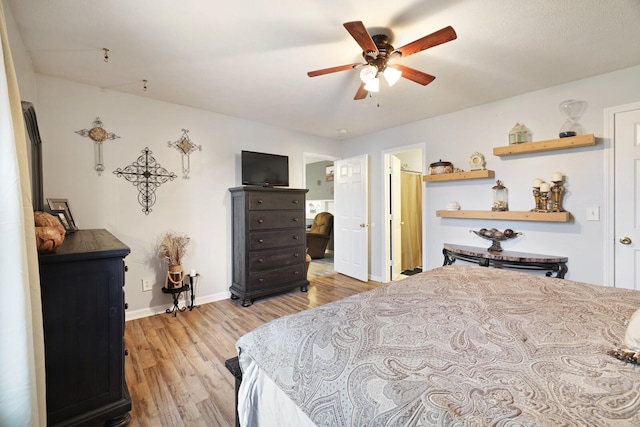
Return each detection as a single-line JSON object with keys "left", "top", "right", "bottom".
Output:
{"left": 47, "top": 198, "right": 78, "bottom": 232}
{"left": 53, "top": 209, "right": 75, "bottom": 234}
{"left": 325, "top": 165, "right": 334, "bottom": 182}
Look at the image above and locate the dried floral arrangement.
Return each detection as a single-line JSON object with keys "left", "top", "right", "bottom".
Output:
{"left": 158, "top": 231, "right": 190, "bottom": 266}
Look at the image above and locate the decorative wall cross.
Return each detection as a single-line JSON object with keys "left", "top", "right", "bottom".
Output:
{"left": 75, "top": 117, "right": 120, "bottom": 175}
{"left": 168, "top": 129, "right": 201, "bottom": 179}
{"left": 113, "top": 147, "right": 177, "bottom": 215}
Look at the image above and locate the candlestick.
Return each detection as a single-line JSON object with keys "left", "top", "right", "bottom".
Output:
{"left": 531, "top": 187, "right": 542, "bottom": 212}
{"left": 533, "top": 178, "right": 542, "bottom": 187}
{"left": 540, "top": 182, "right": 551, "bottom": 193}
{"left": 539, "top": 190, "right": 550, "bottom": 212}
{"left": 550, "top": 181, "right": 565, "bottom": 212}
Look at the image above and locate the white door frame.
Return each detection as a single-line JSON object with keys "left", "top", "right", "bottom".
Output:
{"left": 381, "top": 143, "right": 426, "bottom": 283}
{"left": 604, "top": 101, "right": 640, "bottom": 286}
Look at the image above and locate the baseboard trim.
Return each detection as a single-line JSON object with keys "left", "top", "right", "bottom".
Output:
{"left": 125, "top": 291, "right": 230, "bottom": 321}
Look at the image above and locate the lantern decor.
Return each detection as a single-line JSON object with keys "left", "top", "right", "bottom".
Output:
{"left": 508, "top": 123, "right": 531, "bottom": 145}
{"left": 492, "top": 180, "right": 508, "bottom": 211}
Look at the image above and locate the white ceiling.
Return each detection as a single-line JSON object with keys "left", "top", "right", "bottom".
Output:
{"left": 6, "top": 0, "right": 640, "bottom": 140}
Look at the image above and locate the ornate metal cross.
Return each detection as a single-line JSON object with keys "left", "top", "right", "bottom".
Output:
{"left": 168, "top": 128, "right": 201, "bottom": 179}
{"left": 75, "top": 117, "right": 120, "bottom": 175}
{"left": 113, "top": 147, "right": 177, "bottom": 215}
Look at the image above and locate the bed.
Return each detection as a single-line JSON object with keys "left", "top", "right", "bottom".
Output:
{"left": 234, "top": 265, "right": 640, "bottom": 426}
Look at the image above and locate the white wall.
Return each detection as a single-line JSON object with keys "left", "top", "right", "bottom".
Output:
{"left": 6, "top": 0, "right": 640, "bottom": 308}
{"left": 32, "top": 75, "right": 341, "bottom": 318}
{"left": 342, "top": 65, "right": 640, "bottom": 285}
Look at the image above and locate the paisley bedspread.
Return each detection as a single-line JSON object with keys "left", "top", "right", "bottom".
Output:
{"left": 236, "top": 265, "right": 640, "bottom": 426}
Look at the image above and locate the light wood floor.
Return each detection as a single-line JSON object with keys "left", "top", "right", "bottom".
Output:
{"left": 124, "top": 271, "right": 383, "bottom": 427}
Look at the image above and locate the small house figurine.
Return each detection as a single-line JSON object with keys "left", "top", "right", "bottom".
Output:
{"left": 492, "top": 180, "right": 509, "bottom": 211}
{"left": 508, "top": 123, "right": 532, "bottom": 145}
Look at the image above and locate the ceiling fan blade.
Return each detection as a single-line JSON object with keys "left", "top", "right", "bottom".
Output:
{"left": 354, "top": 82, "right": 368, "bottom": 100}
{"left": 307, "top": 63, "right": 361, "bottom": 77}
{"left": 395, "top": 26, "right": 457, "bottom": 57}
{"left": 397, "top": 65, "right": 436, "bottom": 86}
{"left": 343, "top": 21, "right": 379, "bottom": 55}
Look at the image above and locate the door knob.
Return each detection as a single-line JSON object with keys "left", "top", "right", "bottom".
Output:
{"left": 620, "top": 237, "right": 632, "bottom": 245}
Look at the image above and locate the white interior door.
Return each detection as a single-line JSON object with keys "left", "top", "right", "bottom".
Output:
{"left": 614, "top": 107, "right": 640, "bottom": 290}
{"left": 334, "top": 155, "right": 369, "bottom": 282}
{"left": 390, "top": 156, "right": 402, "bottom": 280}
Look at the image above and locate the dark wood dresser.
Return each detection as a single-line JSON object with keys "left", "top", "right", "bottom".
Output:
{"left": 38, "top": 229, "right": 131, "bottom": 426}
{"left": 229, "top": 186, "right": 309, "bottom": 306}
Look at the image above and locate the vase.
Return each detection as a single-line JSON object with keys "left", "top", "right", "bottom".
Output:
{"left": 166, "top": 264, "right": 184, "bottom": 289}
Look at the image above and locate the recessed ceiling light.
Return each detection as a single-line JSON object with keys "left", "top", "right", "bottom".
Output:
{"left": 338, "top": 128, "right": 348, "bottom": 134}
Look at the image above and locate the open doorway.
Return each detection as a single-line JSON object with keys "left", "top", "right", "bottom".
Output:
{"left": 382, "top": 145, "right": 425, "bottom": 282}
{"left": 303, "top": 153, "right": 340, "bottom": 278}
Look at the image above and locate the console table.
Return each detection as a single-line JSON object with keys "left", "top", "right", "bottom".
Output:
{"left": 443, "top": 243, "right": 568, "bottom": 278}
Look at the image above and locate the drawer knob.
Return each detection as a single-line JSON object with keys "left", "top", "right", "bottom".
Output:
{"left": 258, "top": 199, "right": 263, "bottom": 204}
{"left": 293, "top": 235, "right": 299, "bottom": 240}
{"left": 293, "top": 217, "right": 299, "bottom": 222}
{"left": 258, "top": 258, "right": 264, "bottom": 263}
{"left": 294, "top": 253, "right": 299, "bottom": 257}
{"left": 258, "top": 239, "right": 264, "bottom": 243}
{"left": 294, "top": 271, "right": 299, "bottom": 275}
{"left": 293, "top": 200, "right": 299, "bottom": 204}
{"left": 258, "top": 278, "right": 264, "bottom": 282}
{"left": 258, "top": 219, "right": 264, "bottom": 224}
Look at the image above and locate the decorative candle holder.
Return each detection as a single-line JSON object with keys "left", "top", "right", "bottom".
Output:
{"left": 550, "top": 181, "right": 565, "bottom": 212}
{"left": 531, "top": 187, "right": 542, "bottom": 212}
{"left": 538, "top": 190, "right": 550, "bottom": 212}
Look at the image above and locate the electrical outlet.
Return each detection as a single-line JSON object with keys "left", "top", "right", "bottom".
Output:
{"left": 142, "top": 278, "right": 152, "bottom": 292}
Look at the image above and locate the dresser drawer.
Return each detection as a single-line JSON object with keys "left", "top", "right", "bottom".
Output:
{"left": 248, "top": 191, "right": 304, "bottom": 210}
{"left": 249, "top": 247, "right": 306, "bottom": 270}
{"left": 249, "top": 263, "right": 307, "bottom": 290}
{"left": 249, "top": 210, "right": 304, "bottom": 230}
{"left": 250, "top": 229, "right": 305, "bottom": 250}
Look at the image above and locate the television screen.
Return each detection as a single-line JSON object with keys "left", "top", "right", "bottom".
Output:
{"left": 241, "top": 150, "right": 289, "bottom": 187}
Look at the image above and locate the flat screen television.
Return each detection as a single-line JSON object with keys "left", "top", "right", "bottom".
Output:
{"left": 241, "top": 150, "right": 289, "bottom": 187}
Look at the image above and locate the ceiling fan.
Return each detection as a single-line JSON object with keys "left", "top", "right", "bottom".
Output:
{"left": 307, "top": 21, "right": 457, "bottom": 100}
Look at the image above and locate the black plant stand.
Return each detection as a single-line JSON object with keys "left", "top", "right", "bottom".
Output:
{"left": 162, "top": 284, "right": 190, "bottom": 316}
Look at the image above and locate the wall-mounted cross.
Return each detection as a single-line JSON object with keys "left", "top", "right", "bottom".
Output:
{"left": 168, "top": 128, "right": 201, "bottom": 179}
{"left": 113, "top": 147, "right": 177, "bottom": 215}
{"left": 75, "top": 117, "right": 120, "bottom": 175}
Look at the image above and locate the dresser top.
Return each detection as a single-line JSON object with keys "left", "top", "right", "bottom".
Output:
{"left": 39, "top": 229, "right": 130, "bottom": 264}
{"left": 229, "top": 186, "right": 308, "bottom": 194}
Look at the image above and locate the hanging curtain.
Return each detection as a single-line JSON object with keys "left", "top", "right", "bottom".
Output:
{"left": 0, "top": 3, "right": 47, "bottom": 425}
{"left": 400, "top": 171, "right": 422, "bottom": 271}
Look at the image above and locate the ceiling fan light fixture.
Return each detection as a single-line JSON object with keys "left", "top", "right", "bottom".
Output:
{"left": 383, "top": 66, "right": 402, "bottom": 86}
{"left": 364, "top": 76, "right": 380, "bottom": 92}
{"left": 359, "top": 65, "right": 378, "bottom": 83}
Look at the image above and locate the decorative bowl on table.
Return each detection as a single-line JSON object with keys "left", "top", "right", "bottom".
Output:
{"left": 470, "top": 228, "right": 522, "bottom": 252}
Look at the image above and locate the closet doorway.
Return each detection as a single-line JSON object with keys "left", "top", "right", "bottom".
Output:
{"left": 382, "top": 145, "right": 425, "bottom": 282}
{"left": 303, "top": 153, "right": 340, "bottom": 278}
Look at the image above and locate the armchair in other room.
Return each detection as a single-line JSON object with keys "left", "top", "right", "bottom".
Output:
{"left": 306, "top": 212, "right": 333, "bottom": 259}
